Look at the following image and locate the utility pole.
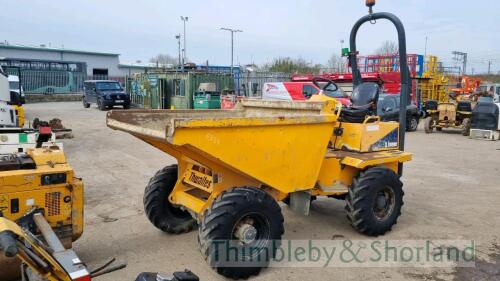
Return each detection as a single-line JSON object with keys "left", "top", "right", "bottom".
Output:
{"left": 180, "top": 16, "right": 188, "bottom": 69}
{"left": 220, "top": 27, "right": 243, "bottom": 74}
{"left": 488, "top": 60, "right": 492, "bottom": 74}
{"left": 175, "top": 34, "right": 181, "bottom": 67}
{"left": 424, "top": 36, "right": 428, "bottom": 57}
{"left": 452, "top": 51, "right": 467, "bottom": 75}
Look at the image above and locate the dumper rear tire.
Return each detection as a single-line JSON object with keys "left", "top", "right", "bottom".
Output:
{"left": 144, "top": 165, "right": 196, "bottom": 234}
{"left": 198, "top": 187, "right": 284, "bottom": 279}
{"left": 345, "top": 167, "right": 403, "bottom": 236}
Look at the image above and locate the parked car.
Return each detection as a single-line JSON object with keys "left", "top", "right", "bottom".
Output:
{"left": 262, "top": 82, "right": 351, "bottom": 106}
{"left": 83, "top": 80, "right": 130, "bottom": 110}
{"left": 377, "top": 94, "right": 420, "bottom": 131}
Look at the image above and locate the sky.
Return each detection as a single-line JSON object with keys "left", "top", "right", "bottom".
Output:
{"left": 1, "top": 0, "right": 499, "bottom": 74}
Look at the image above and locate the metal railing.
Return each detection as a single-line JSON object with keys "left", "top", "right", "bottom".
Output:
{"left": 3, "top": 68, "right": 127, "bottom": 94}
{"left": 235, "top": 71, "right": 291, "bottom": 97}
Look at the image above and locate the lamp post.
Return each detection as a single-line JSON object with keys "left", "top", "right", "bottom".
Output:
{"left": 180, "top": 16, "right": 188, "bottom": 68}
{"left": 220, "top": 27, "right": 243, "bottom": 74}
{"left": 175, "top": 34, "right": 181, "bottom": 67}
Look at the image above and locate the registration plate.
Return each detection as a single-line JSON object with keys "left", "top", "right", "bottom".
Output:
{"left": 115, "top": 100, "right": 124, "bottom": 103}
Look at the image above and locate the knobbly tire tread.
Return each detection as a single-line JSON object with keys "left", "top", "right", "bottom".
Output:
{"left": 143, "top": 165, "right": 196, "bottom": 234}
{"left": 345, "top": 167, "right": 404, "bottom": 236}
{"left": 198, "top": 187, "right": 284, "bottom": 279}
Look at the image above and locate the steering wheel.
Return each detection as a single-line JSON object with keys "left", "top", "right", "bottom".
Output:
{"left": 312, "top": 77, "right": 339, "bottom": 93}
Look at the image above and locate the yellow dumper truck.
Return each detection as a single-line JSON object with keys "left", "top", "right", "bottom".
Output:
{"left": 107, "top": 2, "right": 412, "bottom": 279}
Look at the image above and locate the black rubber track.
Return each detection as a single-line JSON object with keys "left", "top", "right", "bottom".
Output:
{"left": 345, "top": 167, "right": 404, "bottom": 236}
{"left": 143, "top": 165, "right": 196, "bottom": 234}
{"left": 198, "top": 187, "right": 284, "bottom": 279}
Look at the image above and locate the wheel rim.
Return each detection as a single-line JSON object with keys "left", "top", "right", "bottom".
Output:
{"left": 231, "top": 212, "right": 271, "bottom": 259}
{"left": 411, "top": 118, "right": 418, "bottom": 130}
{"left": 372, "top": 187, "right": 395, "bottom": 221}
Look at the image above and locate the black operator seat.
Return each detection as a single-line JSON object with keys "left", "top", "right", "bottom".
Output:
{"left": 341, "top": 82, "right": 381, "bottom": 123}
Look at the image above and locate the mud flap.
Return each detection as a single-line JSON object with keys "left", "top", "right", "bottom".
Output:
{"left": 289, "top": 191, "right": 311, "bottom": 216}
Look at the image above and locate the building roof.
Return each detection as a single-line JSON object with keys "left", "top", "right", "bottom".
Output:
{"left": 0, "top": 43, "right": 120, "bottom": 57}
{"left": 118, "top": 63, "right": 159, "bottom": 69}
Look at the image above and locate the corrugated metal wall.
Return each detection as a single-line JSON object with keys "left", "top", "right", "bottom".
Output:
{"left": 127, "top": 72, "right": 234, "bottom": 109}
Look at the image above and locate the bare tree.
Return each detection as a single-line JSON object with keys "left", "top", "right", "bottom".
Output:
{"left": 375, "top": 41, "right": 398, "bottom": 55}
{"left": 327, "top": 54, "right": 347, "bottom": 73}
{"left": 149, "top": 54, "right": 177, "bottom": 67}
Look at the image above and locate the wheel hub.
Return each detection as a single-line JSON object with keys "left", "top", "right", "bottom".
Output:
{"left": 373, "top": 188, "right": 395, "bottom": 220}
{"left": 376, "top": 194, "right": 387, "bottom": 209}
{"left": 411, "top": 118, "right": 417, "bottom": 128}
{"left": 235, "top": 223, "right": 258, "bottom": 244}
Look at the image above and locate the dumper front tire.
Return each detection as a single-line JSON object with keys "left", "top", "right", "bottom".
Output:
{"left": 144, "top": 165, "right": 196, "bottom": 234}
{"left": 345, "top": 167, "right": 403, "bottom": 236}
{"left": 198, "top": 187, "right": 284, "bottom": 279}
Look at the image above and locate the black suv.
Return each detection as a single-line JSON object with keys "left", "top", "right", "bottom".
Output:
{"left": 377, "top": 94, "right": 420, "bottom": 131}
{"left": 83, "top": 80, "right": 130, "bottom": 110}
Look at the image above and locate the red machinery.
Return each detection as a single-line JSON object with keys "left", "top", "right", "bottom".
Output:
{"left": 291, "top": 54, "right": 423, "bottom": 105}
{"left": 292, "top": 71, "right": 417, "bottom": 104}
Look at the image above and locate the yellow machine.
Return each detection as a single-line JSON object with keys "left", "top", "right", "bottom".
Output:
{"left": 419, "top": 56, "right": 474, "bottom": 135}
{"left": 107, "top": 90, "right": 412, "bottom": 279}
{"left": 0, "top": 214, "right": 126, "bottom": 281}
{"left": 0, "top": 147, "right": 84, "bottom": 280}
{"left": 419, "top": 55, "right": 449, "bottom": 104}
{"left": 14, "top": 105, "right": 25, "bottom": 128}
{"left": 0, "top": 215, "right": 89, "bottom": 281}
{"left": 424, "top": 100, "right": 473, "bottom": 135}
{"left": 107, "top": 1, "right": 412, "bottom": 279}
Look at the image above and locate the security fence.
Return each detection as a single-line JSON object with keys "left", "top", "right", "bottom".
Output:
{"left": 3, "top": 66, "right": 291, "bottom": 98}
{"left": 235, "top": 71, "right": 291, "bottom": 97}
{"left": 3, "top": 67, "right": 125, "bottom": 94}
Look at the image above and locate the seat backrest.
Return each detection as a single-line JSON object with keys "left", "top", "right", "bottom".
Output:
{"left": 425, "top": 100, "right": 438, "bottom": 111}
{"left": 457, "top": 101, "right": 472, "bottom": 112}
{"left": 350, "top": 82, "right": 380, "bottom": 109}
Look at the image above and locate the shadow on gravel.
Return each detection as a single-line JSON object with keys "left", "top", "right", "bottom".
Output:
{"left": 452, "top": 242, "right": 500, "bottom": 281}
{"left": 404, "top": 242, "right": 500, "bottom": 281}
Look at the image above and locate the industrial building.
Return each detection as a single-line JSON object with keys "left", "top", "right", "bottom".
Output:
{"left": 0, "top": 43, "right": 156, "bottom": 76}
{"left": 0, "top": 43, "right": 159, "bottom": 94}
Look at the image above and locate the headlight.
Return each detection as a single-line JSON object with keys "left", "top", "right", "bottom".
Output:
{"left": 104, "top": 95, "right": 111, "bottom": 100}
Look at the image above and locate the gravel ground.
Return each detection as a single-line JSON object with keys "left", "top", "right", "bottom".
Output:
{"left": 24, "top": 102, "right": 500, "bottom": 281}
